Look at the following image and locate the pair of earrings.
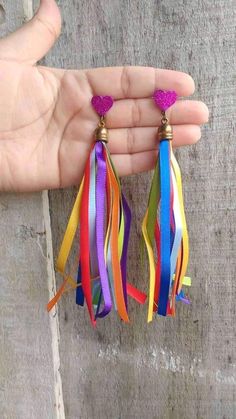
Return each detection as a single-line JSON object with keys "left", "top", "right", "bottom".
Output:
{"left": 48, "top": 90, "right": 191, "bottom": 325}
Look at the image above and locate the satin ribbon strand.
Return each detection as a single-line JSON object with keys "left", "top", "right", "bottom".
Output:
{"left": 142, "top": 163, "right": 160, "bottom": 322}
{"left": 56, "top": 179, "right": 84, "bottom": 274}
{"left": 158, "top": 139, "right": 171, "bottom": 316}
{"left": 80, "top": 156, "right": 96, "bottom": 325}
{"left": 95, "top": 142, "right": 113, "bottom": 318}
{"left": 120, "top": 194, "right": 131, "bottom": 309}
{"left": 142, "top": 209, "right": 156, "bottom": 323}
{"left": 106, "top": 150, "right": 129, "bottom": 322}
{"left": 169, "top": 166, "right": 183, "bottom": 314}
{"left": 170, "top": 145, "right": 189, "bottom": 294}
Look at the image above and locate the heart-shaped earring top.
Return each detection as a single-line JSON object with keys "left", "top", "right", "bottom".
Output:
{"left": 91, "top": 95, "right": 114, "bottom": 116}
{"left": 153, "top": 90, "right": 177, "bottom": 112}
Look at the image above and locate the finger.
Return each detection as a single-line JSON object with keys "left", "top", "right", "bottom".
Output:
{"left": 108, "top": 125, "right": 202, "bottom": 154}
{"left": 106, "top": 99, "right": 209, "bottom": 128}
{"left": 0, "top": 0, "right": 61, "bottom": 64}
{"left": 112, "top": 150, "right": 158, "bottom": 176}
{"left": 85, "top": 66, "right": 195, "bottom": 99}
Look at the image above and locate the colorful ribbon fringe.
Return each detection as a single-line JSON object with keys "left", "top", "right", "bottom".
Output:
{"left": 142, "top": 139, "right": 190, "bottom": 322}
{"left": 47, "top": 141, "right": 147, "bottom": 324}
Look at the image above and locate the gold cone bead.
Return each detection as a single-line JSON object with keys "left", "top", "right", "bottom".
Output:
{"left": 95, "top": 126, "right": 109, "bottom": 142}
{"left": 158, "top": 122, "right": 173, "bottom": 141}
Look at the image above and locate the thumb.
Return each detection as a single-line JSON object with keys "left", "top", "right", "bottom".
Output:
{"left": 0, "top": 0, "right": 61, "bottom": 64}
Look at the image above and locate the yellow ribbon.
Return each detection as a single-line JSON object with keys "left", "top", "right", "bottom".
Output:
{"left": 142, "top": 209, "right": 156, "bottom": 323}
{"left": 56, "top": 179, "right": 84, "bottom": 275}
{"left": 170, "top": 146, "right": 189, "bottom": 293}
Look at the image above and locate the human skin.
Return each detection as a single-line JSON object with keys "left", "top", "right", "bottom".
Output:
{"left": 0, "top": 0, "right": 209, "bottom": 192}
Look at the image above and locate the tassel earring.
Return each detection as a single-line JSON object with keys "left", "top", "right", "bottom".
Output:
{"left": 47, "top": 95, "right": 146, "bottom": 325}
{"left": 142, "top": 90, "right": 191, "bottom": 322}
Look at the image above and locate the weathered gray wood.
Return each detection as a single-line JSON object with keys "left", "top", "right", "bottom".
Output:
{"left": 47, "top": 1, "right": 236, "bottom": 418}
{"left": 0, "top": 3, "right": 63, "bottom": 418}
{"left": 0, "top": 193, "right": 55, "bottom": 419}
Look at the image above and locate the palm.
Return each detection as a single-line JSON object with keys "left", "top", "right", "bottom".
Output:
{"left": 0, "top": 0, "right": 208, "bottom": 193}
{"left": 0, "top": 61, "right": 98, "bottom": 191}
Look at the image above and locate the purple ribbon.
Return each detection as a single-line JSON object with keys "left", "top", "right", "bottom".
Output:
{"left": 121, "top": 194, "right": 131, "bottom": 309}
{"left": 95, "top": 142, "right": 112, "bottom": 318}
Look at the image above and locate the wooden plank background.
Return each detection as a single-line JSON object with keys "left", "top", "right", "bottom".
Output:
{"left": 1, "top": 0, "right": 236, "bottom": 418}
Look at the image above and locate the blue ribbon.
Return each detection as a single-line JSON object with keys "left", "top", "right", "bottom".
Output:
{"left": 76, "top": 263, "right": 84, "bottom": 306}
{"left": 157, "top": 139, "right": 171, "bottom": 316}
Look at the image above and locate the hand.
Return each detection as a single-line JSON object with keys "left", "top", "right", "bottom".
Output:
{"left": 0, "top": 0, "right": 208, "bottom": 192}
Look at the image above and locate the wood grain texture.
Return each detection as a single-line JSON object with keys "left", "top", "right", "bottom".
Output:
{"left": 0, "top": 193, "right": 56, "bottom": 418}
{"left": 0, "top": 3, "right": 61, "bottom": 418}
{"left": 43, "top": 0, "right": 236, "bottom": 418}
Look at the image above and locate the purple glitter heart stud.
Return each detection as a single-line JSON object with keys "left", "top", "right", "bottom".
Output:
{"left": 153, "top": 90, "right": 177, "bottom": 112}
{"left": 91, "top": 95, "right": 114, "bottom": 116}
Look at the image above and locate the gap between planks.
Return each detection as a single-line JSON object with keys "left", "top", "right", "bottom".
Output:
{"left": 43, "top": 191, "right": 65, "bottom": 419}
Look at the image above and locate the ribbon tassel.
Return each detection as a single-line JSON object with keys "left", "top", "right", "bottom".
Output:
{"left": 142, "top": 90, "right": 191, "bottom": 321}
{"left": 47, "top": 95, "right": 147, "bottom": 324}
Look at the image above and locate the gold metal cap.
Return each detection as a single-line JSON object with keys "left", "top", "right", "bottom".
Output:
{"left": 158, "top": 122, "right": 173, "bottom": 141}
{"left": 95, "top": 126, "right": 109, "bottom": 142}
